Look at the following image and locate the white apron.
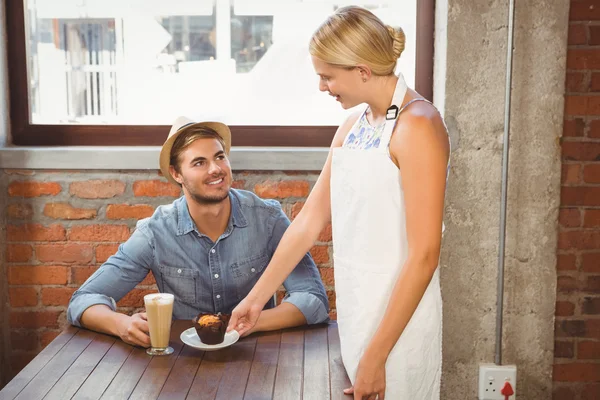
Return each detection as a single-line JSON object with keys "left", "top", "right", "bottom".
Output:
{"left": 330, "top": 74, "right": 442, "bottom": 399}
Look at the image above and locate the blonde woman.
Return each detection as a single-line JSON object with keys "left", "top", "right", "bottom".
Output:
{"left": 228, "top": 6, "right": 450, "bottom": 399}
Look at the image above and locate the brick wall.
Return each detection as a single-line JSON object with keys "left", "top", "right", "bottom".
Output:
{"left": 554, "top": 3, "right": 600, "bottom": 399}
{"left": 3, "top": 169, "right": 333, "bottom": 379}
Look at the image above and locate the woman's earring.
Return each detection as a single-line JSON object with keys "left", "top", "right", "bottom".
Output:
{"left": 363, "top": 78, "right": 367, "bottom": 82}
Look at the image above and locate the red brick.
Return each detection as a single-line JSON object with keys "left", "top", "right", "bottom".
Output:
{"left": 553, "top": 386, "right": 576, "bottom": 400}
{"left": 329, "top": 310, "right": 337, "bottom": 320}
{"left": 561, "top": 164, "right": 581, "bottom": 185}
{"left": 10, "top": 353, "right": 36, "bottom": 376}
{"left": 559, "top": 208, "right": 581, "bottom": 228}
{"left": 579, "top": 341, "right": 600, "bottom": 360}
{"left": 566, "top": 72, "right": 586, "bottom": 93}
{"left": 319, "top": 267, "right": 334, "bottom": 287}
{"left": 563, "top": 119, "right": 585, "bottom": 138}
{"left": 71, "top": 266, "right": 99, "bottom": 285}
{"left": 8, "top": 266, "right": 69, "bottom": 285}
{"left": 584, "top": 276, "right": 600, "bottom": 292}
{"left": 584, "top": 209, "right": 600, "bottom": 227}
{"left": 562, "top": 142, "right": 600, "bottom": 162}
{"left": 553, "top": 363, "right": 600, "bottom": 382}
{"left": 141, "top": 271, "right": 156, "bottom": 286}
{"left": 561, "top": 187, "right": 600, "bottom": 207}
{"left": 565, "top": 95, "right": 588, "bottom": 116}
{"left": 554, "top": 340, "right": 574, "bottom": 358}
{"left": 582, "top": 297, "right": 600, "bottom": 315}
{"left": 556, "top": 320, "right": 585, "bottom": 338}
{"left": 231, "top": 180, "right": 246, "bottom": 189}
{"left": 6, "top": 204, "right": 33, "bottom": 220}
{"left": 7, "top": 224, "right": 66, "bottom": 242}
{"left": 586, "top": 319, "right": 600, "bottom": 339}
{"left": 556, "top": 301, "right": 575, "bottom": 317}
{"left": 44, "top": 203, "right": 97, "bottom": 220}
{"left": 117, "top": 289, "right": 157, "bottom": 308}
{"left": 10, "top": 331, "right": 39, "bottom": 352}
{"left": 10, "top": 311, "right": 61, "bottom": 329}
{"left": 96, "top": 244, "right": 119, "bottom": 263}
{"left": 254, "top": 180, "right": 310, "bottom": 199}
{"left": 6, "top": 244, "right": 33, "bottom": 262}
{"left": 570, "top": 24, "right": 588, "bottom": 45}
{"left": 40, "top": 331, "right": 61, "bottom": 349}
{"left": 582, "top": 384, "right": 600, "bottom": 400}
{"left": 571, "top": 1, "right": 600, "bottom": 21}
{"left": 556, "top": 320, "right": 600, "bottom": 339}
{"left": 557, "top": 254, "right": 577, "bottom": 271}
{"left": 590, "top": 25, "right": 600, "bottom": 45}
{"left": 69, "top": 225, "right": 130, "bottom": 242}
{"left": 291, "top": 201, "right": 304, "bottom": 219}
{"left": 310, "top": 246, "right": 329, "bottom": 264}
{"left": 327, "top": 289, "right": 336, "bottom": 306}
{"left": 568, "top": 49, "right": 600, "bottom": 70}
{"left": 592, "top": 72, "right": 600, "bottom": 92}
{"left": 70, "top": 180, "right": 125, "bottom": 199}
{"left": 8, "top": 181, "right": 61, "bottom": 198}
{"left": 41, "top": 287, "right": 77, "bottom": 306}
{"left": 558, "top": 230, "right": 600, "bottom": 250}
{"left": 35, "top": 244, "right": 94, "bottom": 264}
{"left": 318, "top": 223, "right": 333, "bottom": 242}
{"left": 589, "top": 119, "right": 600, "bottom": 138}
{"left": 133, "top": 180, "right": 181, "bottom": 197}
{"left": 582, "top": 253, "right": 600, "bottom": 273}
{"left": 9, "top": 287, "right": 38, "bottom": 307}
{"left": 558, "top": 276, "right": 579, "bottom": 292}
{"left": 583, "top": 164, "right": 600, "bottom": 184}
{"left": 106, "top": 204, "right": 154, "bottom": 220}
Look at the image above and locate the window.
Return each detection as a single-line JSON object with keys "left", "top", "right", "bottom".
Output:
{"left": 7, "top": 0, "right": 434, "bottom": 146}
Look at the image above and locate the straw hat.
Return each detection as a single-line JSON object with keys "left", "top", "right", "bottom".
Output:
{"left": 159, "top": 116, "right": 231, "bottom": 185}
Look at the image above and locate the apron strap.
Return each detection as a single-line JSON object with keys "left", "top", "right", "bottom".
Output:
{"left": 380, "top": 73, "right": 408, "bottom": 149}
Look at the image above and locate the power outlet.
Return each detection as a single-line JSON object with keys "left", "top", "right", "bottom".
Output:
{"left": 478, "top": 363, "right": 517, "bottom": 400}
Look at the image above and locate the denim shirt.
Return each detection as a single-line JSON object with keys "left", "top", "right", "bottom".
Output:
{"left": 67, "top": 189, "right": 329, "bottom": 326}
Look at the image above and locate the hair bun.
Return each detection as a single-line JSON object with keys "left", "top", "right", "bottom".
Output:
{"left": 387, "top": 25, "right": 405, "bottom": 59}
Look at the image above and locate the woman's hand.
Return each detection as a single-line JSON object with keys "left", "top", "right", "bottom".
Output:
{"left": 227, "top": 297, "right": 265, "bottom": 336}
{"left": 344, "top": 352, "right": 387, "bottom": 400}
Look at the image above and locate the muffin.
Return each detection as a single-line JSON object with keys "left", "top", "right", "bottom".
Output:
{"left": 193, "top": 312, "right": 230, "bottom": 345}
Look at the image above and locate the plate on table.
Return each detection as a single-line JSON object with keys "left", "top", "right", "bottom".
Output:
{"left": 180, "top": 328, "right": 240, "bottom": 351}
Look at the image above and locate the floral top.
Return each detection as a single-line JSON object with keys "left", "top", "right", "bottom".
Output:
{"left": 342, "top": 110, "right": 385, "bottom": 149}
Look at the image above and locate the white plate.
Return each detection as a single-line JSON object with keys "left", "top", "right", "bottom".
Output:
{"left": 180, "top": 327, "right": 240, "bottom": 351}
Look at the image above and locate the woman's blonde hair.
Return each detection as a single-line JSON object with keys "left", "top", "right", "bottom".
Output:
{"left": 309, "top": 6, "right": 405, "bottom": 76}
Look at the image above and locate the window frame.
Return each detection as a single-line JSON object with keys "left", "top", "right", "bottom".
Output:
{"left": 6, "top": 0, "right": 434, "bottom": 147}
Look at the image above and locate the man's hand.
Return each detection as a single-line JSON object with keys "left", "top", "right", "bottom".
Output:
{"left": 115, "top": 312, "right": 151, "bottom": 348}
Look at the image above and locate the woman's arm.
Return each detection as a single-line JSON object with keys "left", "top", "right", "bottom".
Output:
{"left": 228, "top": 112, "right": 360, "bottom": 334}
{"left": 363, "top": 105, "right": 450, "bottom": 364}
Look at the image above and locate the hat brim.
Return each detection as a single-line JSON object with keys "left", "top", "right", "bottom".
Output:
{"left": 159, "top": 121, "right": 231, "bottom": 186}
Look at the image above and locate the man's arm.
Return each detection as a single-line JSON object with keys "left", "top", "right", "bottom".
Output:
{"left": 67, "top": 226, "right": 154, "bottom": 346}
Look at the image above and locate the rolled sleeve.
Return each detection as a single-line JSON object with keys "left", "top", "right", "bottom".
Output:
{"left": 67, "top": 226, "right": 154, "bottom": 327}
{"left": 67, "top": 293, "right": 117, "bottom": 327}
{"left": 282, "top": 291, "right": 330, "bottom": 325}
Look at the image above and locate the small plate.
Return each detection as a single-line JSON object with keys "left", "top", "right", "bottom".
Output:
{"left": 180, "top": 327, "right": 240, "bottom": 351}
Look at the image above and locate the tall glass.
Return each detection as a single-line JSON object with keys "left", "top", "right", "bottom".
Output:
{"left": 144, "top": 293, "right": 174, "bottom": 356}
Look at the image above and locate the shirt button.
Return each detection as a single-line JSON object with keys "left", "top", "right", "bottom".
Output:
{"left": 251, "top": 268, "right": 256, "bottom": 273}
{"left": 216, "top": 295, "right": 221, "bottom": 299}
{"left": 177, "top": 269, "right": 182, "bottom": 274}
{"left": 214, "top": 274, "right": 219, "bottom": 279}
{"left": 211, "top": 249, "right": 216, "bottom": 254}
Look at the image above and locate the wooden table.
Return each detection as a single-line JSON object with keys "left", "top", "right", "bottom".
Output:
{"left": 0, "top": 321, "right": 351, "bottom": 400}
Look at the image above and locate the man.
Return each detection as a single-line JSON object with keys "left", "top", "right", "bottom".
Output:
{"left": 67, "top": 117, "right": 329, "bottom": 348}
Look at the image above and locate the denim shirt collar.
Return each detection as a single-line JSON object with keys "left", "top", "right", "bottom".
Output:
{"left": 176, "top": 190, "right": 248, "bottom": 237}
